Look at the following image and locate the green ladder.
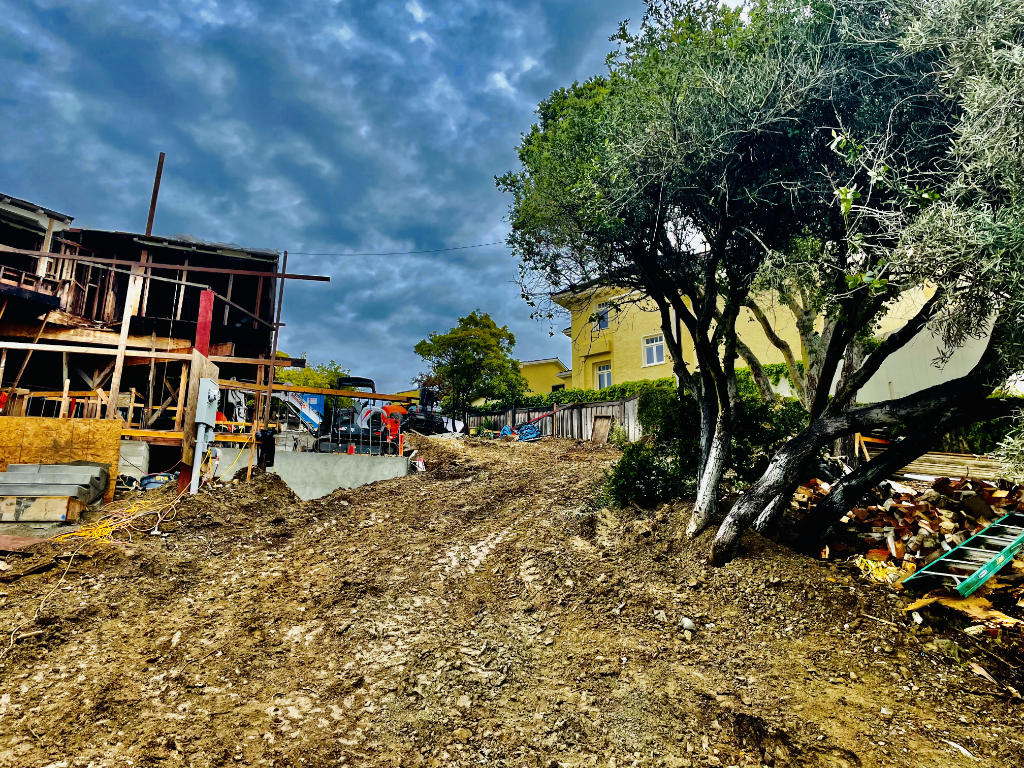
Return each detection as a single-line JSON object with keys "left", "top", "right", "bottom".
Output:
{"left": 903, "top": 510, "right": 1024, "bottom": 597}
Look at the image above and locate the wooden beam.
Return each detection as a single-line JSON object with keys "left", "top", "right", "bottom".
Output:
{"left": 58, "top": 379, "right": 70, "bottom": 418}
{"left": 173, "top": 362, "right": 188, "bottom": 431}
{"left": 0, "top": 322, "right": 192, "bottom": 350}
{"left": 120, "top": 430, "right": 278, "bottom": 445}
{"left": 0, "top": 341, "right": 305, "bottom": 367}
{"left": 0, "top": 245, "right": 330, "bottom": 281}
{"left": 179, "top": 351, "right": 219, "bottom": 492}
{"left": 106, "top": 267, "right": 144, "bottom": 418}
{"left": 263, "top": 250, "right": 287, "bottom": 424}
{"left": 216, "top": 379, "right": 412, "bottom": 402}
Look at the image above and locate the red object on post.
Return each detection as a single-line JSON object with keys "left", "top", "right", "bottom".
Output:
{"left": 195, "top": 289, "right": 215, "bottom": 356}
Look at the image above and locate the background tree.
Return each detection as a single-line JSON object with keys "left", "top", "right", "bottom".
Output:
{"left": 414, "top": 311, "right": 527, "bottom": 422}
{"left": 276, "top": 357, "right": 349, "bottom": 389}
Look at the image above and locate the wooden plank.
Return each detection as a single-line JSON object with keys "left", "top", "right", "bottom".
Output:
{"left": 0, "top": 325, "right": 192, "bottom": 352}
{"left": 181, "top": 351, "right": 219, "bottom": 467}
{"left": 0, "top": 245, "right": 330, "bottom": 281}
{"left": 173, "top": 362, "right": 188, "bottom": 431}
{"left": 216, "top": 379, "right": 411, "bottom": 402}
{"left": 0, "top": 496, "right": 83, "bottom": 523}
{"left": 591, "top": 415, "right": 612, "bottom": 446}
{"left": 106, "top": 267, "right": 144, "bottom": 417}
{"left": 0, "top": 417, "right": 121, "bottom": 502}
{"left": 58, "top": 379, "right": 70, "bottom": 418}
{"left": 0, "top": 341, "right": 305, "bottom": 367}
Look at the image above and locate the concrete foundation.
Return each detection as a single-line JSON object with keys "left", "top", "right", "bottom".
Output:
{"left": 213, "top": 449, "right": 410, "bottom": 500}
{"left": 119, "top": 440, "right": 150, "bottom": 480}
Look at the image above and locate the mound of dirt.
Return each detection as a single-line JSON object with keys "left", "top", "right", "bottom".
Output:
{"left": 0, "top": 438, "right": 1019, "bottom": 767}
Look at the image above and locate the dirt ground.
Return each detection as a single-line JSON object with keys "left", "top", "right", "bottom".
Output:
{"left": 0, "top": 436, "right": 1020, "bottom": 767}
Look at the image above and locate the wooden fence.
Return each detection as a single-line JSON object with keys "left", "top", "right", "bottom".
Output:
{"left": 466, "top": 396, "right": 643, "bottom": 442}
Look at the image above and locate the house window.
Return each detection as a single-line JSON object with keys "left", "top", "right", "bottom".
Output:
{"left": 596, "top": 363, "right": 612, "bottom": 389}
{"left": 595, "top": 302, "right": 610, "bottom": 330}
{"left": 551, "top": 384, "right": 565, "bottom": 392}
{"left": 643, "top": 334, "right": 665, "bottom": 366}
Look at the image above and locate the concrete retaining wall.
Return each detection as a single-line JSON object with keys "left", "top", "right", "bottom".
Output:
{"left": 214, "top": 449, "right": 410, "bottom": 500}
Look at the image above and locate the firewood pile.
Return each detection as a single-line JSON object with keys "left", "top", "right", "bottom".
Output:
{"left": 794, "top": 476, "right": 1024, "bottom": 569}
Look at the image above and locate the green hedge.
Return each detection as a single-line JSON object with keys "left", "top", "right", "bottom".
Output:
{"left": 475, "top": 377, "right": 676, "bottom": 412}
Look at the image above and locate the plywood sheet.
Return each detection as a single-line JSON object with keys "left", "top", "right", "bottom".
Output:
{"left": 0, "top": 496, "right": 83, "bottom": 522}
{"left": 0, "top": 417, "right": 121, "bottom": 502}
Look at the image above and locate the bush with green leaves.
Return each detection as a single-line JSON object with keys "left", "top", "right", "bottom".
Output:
{"left": 475, "top": 377, "right": 676, "bottom": 412}
{"left": 605, "top": 379, "right": 805, "bottom": 508}
{"left": 604, "top": 442, "right": 694, "bottom": 509}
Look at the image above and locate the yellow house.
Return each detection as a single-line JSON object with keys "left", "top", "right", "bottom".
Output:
{"left": 520, "top": 358, "right": 571, "bottom": 395}
{"left": 552, "top": 285, "right": 804, "bottom": 390}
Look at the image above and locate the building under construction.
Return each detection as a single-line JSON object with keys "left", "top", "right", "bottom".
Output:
{"left": 0, "top": 192, "right": 309, "bottom": 427}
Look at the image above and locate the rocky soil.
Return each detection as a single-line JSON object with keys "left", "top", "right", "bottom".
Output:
{"left": 0, "top": 436, "right": 1019, "bottom": 767}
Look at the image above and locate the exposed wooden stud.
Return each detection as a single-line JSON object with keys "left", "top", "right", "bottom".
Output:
{"left": 105, "top": 266, "right": 144, "bottom": 418}
{"left": 58, "top": 379, "right": 70, "bottom": 418}
{"left": 173, "top": 362, "right": 189, "bottom": 431}
{"left": 263, "top": 251, "right": 287, "bottom": 424}
{"left": 175, "top": 258, "right": 188, "bottom": 321}
{"left": 0, "top": 341, "right": 305, "bottom": 367}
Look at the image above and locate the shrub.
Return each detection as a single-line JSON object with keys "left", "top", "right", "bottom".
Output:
{"left": 474, "top": 377, "right": 676, "bottom": 412}
{"left": 730, "top": 396, "right": 807, "bottom": 484}
{"left": 604, "top": 442, "right": 694, "bottom": 508}
{"left": 608, "top": 420, "right": 630, "bottom": 448}
{"left": 606, "top": 381, "right": 806, "bottom": 507}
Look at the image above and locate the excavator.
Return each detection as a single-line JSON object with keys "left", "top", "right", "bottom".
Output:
{"left": 277, "top": 376, "right": 448, "bottom": 455}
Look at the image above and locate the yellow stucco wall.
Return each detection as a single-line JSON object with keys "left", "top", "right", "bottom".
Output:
{"left": 520, "top": 359, "right": 569, "bottom": 395}
{"left": 556, "top": 287, "right": 806, "bottom": 390}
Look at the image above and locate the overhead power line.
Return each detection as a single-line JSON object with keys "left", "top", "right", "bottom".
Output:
{"left": 288, "top": 241, "right": 505, "bottom": 257}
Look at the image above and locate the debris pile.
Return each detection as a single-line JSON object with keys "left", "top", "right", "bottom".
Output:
{"left": 796, "top": 476, "right": 1024, "bottom": 571}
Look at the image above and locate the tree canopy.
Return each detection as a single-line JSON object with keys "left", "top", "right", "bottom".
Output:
{"left": 501, "top": 0, "right": 1024, "bottom": 562}
{"left": 414, "top": 311, "right": 527, "bottom": 418}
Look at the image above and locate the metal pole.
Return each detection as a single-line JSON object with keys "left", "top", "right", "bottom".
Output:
{"left": 140, "top": 151, "right": 165, "bottom": 317}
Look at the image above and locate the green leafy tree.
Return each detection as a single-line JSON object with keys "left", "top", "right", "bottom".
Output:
{"left": 276, "top": 357, "right": 349, "bottom": 389}
{"left": 414, "top": 311, "right": 527, "bottom": 421}
{"left": 502, "top": 0, "right": 1024, "bottom": 563}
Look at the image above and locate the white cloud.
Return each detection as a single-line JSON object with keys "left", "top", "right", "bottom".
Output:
{"left": 486, "top": 71, "right": 515, "bottom": 98}
{"left": 408, "top": 30, "right": 434, "bottom": 46}
{"left": 405, "top": 0, "right": 427, "bottom": 23}
{"left": 326, "top": 23, "right": 355, "bottom": 44}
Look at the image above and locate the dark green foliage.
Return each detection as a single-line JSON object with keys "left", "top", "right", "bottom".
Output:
{"left": 476, "top": 377, "right": 675, "bottom": 412}
{"left": 604, "top": 442, "right": 694, "bottom": 509}
{"left": 892, "top": 396, "right": 1024, "bottom": 454}
{"left": 414, "top": 311, "right": 527, "bottom": 417}
{"left": 730, "top": 396, "right": 808, "bottom": 484}
{"left": 605, "top": 381, "right": 805, "bottom": 508}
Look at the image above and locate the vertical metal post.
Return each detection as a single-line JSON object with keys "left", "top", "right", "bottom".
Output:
{"left": 140, "top": 151, "right": 165, "bottom": 317}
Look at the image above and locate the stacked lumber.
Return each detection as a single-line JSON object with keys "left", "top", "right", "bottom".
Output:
{"left": 797, "top": 476, "right": 1024, "bottom": 569}
{"left": 0, "top": 463, "right": 109, "bottom": 523}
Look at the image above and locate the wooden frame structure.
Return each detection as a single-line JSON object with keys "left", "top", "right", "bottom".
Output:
{"left": 0, "top": 179, "right": 332, "bottom": 462}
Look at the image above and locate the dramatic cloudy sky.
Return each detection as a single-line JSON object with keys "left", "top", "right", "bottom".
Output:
{"left": 0, "top": 0, "right": 645, "bottom": 392}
